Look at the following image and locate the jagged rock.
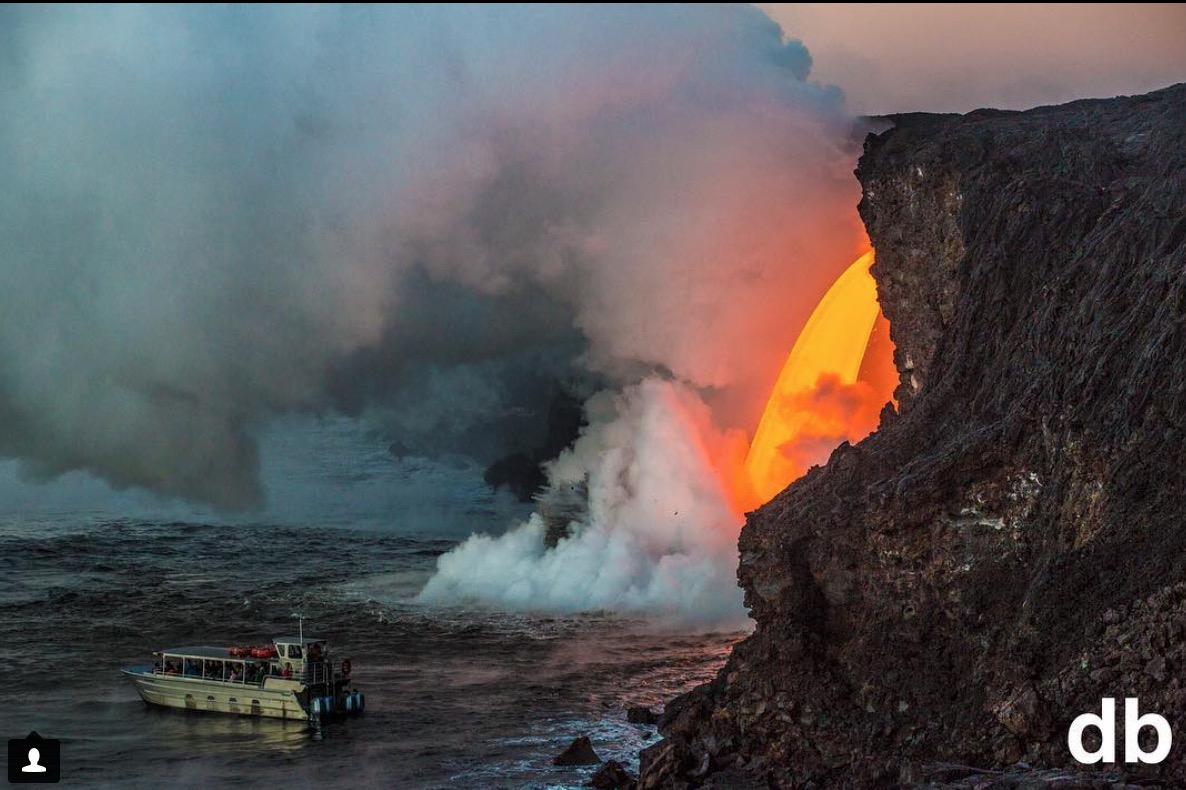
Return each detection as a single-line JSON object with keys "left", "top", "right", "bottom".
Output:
{"left": 910, "top": 763, "right": 1144, "bottom": 789}
{"left": 627, "top": 705, "right": 660, "bottom": 725}
{"left": 555, "top": 735, "right": 603, "bottom": 766}
{"left": 641, "top": 83, "right": 1186, "bottom": 788}
{"left": 590, "top": 759, "right": 637, "bottom": 789}
{"left": 699, "top": 767, "right": 768, "bottom": 790}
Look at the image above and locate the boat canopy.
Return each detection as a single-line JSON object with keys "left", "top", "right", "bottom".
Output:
{"left": 273, "top": 636, "right": 326, "bottom": 645}
{"left": 156, "top": 639, "right": 325, "bottom": 657}
{"left": 157, "top": 646, "right": 239, "bottom": 659}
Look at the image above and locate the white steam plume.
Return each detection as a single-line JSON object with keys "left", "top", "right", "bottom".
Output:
{"left": 420, "top": 379, "right": 749, "bottom": 624}
{"left": 2, "top": 5, "right": 868, "bottom": 619}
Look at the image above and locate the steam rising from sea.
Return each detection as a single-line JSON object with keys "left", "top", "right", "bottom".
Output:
{"left": 0, "top": 5, "right": 867, "bottom": 622}
{"left": 420, "top": 380, "right": 749, "bottom": 625}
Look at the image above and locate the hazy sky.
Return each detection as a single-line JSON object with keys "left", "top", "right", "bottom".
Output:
{"left": 759, "top": 3, "right": 1186, "bottom": 114}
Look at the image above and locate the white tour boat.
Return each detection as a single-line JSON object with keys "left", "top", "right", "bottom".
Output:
{"left": 122, "top": 635, "right": 364, "bottom": 722}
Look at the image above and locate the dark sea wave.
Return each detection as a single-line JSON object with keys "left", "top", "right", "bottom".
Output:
{"left": 1, "top": 517, "right": 739, "bottom": 788}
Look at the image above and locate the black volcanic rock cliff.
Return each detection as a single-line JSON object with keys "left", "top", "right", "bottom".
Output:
{"left": 641, "top": 84, "right": 1186, "bottom": 788}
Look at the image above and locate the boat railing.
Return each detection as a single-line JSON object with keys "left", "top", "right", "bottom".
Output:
{"left": 152, "top": 668, "right": 270, "bottom": 685}
{"left": 149, "top": 659, "right": 343, "bottom": 687}
{"left": 302, "top": 658, "right": 337, "bottom": 686}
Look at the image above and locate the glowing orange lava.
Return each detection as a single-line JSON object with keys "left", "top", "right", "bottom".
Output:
{"left": 744, "top": 250, "right": 896, "bottom": 503}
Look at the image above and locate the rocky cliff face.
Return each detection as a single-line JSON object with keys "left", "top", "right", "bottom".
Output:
{"left": 641, "top": 84, "right": 1186, "bottom": 788}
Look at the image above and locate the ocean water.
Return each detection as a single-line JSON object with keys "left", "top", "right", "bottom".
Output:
{"left": 0, "top": 417, "right": 741, "bottom": 788}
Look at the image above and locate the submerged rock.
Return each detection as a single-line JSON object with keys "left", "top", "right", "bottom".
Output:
{"left": 626, "top": 705, "right": 660, "bottom": 725}
{"left": 555, "top": 735, "right": 602, "bottom": 766}
{"left": 641, "top": 83, "right": 1186, "bottom": 787}
{"left": 590, "top": 759, "right": 637, "bottom": 789}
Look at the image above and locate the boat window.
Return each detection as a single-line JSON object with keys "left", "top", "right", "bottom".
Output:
{"left": 287, "top": 645, "right": 303, "bottom": 659}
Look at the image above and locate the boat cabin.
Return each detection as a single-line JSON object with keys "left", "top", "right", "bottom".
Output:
{"left": 272, "top": 636, "right": 329, "bottom": 674}
{"left": 153, "top": 637, "right": 334, "bottom": 686}
{"left": 155, "top": 645, "right": 268, "bottom": 684}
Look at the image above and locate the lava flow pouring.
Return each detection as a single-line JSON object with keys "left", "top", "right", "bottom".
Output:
{"left": 419, "top": 248, "right": 898, "bottom": 623}
{"left": 744, "top": 250, "right": 897, "bottom": 503}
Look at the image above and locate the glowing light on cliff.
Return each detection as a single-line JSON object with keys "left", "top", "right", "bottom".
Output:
{"left": 744, "top": 250, "right": 895, "bottom": 503}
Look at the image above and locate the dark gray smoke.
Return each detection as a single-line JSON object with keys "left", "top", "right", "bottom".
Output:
{"left": 0, "top": 5, "right": 865, "bottom": 510}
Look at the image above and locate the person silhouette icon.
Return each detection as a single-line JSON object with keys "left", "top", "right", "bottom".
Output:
{"left": 8, "top": 730, "right": 60, "bottom": 783}
{"left": 23, "top": 747, "right": 48, "bottom": 773}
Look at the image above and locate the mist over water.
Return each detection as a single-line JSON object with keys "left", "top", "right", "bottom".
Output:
{"left": 0, "top": 414, "right": 526, "bottom": 536}
{"left": 3, "top": 5, "right": 868, "bottom": 627}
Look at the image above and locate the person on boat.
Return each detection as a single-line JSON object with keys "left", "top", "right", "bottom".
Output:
{"left": 282, "top": 662, "right": 293, "bottom": 679}
{"left": 306, "top": 642, "right": 326, "bottom": 683}
{"left": 228, "top": 667, "right": 239, "bottom": 683}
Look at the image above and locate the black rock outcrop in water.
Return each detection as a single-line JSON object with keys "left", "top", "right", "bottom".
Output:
{"left": 555, "top": 735, "right": 603, "bottom": 766}
{"left": 591, "top": 759, "right": 639, "bottom": 789}
{"left": 641, "top": 84, "right": 1186, "bottom": 788}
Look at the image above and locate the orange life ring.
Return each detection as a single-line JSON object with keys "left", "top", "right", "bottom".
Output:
{"left": 228, "top": 646, "right": 250, "bottom": 658}
{"left": 341, "top": 658, "right": 352, "bottom": 676}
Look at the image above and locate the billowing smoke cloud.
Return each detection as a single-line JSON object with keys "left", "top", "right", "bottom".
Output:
{"left": 1, "top": 5, "right": 869, "bottom": 619}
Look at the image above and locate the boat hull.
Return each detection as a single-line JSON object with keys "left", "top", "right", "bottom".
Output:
{"left": 122, "top": 668, "right": 309, "bottom": 721}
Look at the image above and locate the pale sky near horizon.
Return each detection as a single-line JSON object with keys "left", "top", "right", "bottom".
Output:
{"left": 759, "top": 3, "right": 1186, "bottom": 115}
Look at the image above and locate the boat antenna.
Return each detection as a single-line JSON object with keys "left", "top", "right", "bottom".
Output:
{"left": 299, "top": 612, "right": 304, "bottom": 644}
